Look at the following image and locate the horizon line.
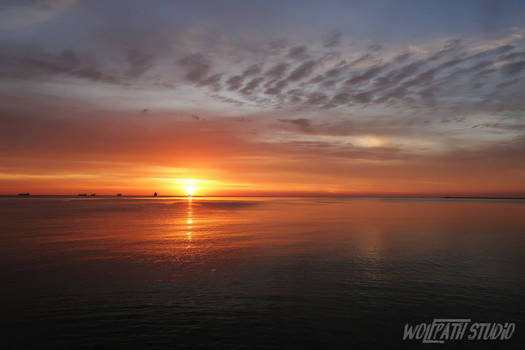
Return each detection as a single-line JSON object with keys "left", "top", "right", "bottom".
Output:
{"left": 3, "top": 193, "right": 525, "bottom": 199}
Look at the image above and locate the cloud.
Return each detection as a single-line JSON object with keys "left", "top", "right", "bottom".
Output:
{"left": 267, "top": 38, "right": 287, "bottom": 53}
{"left": 329, "top": 92, "right": 352, "bottom": 106}
{"left": 265, "top": 63, "right": 289, "bottom": 79}
{"left": 264, "top": 79, "right": 287, "bottom": 95}
{"left": 241, "top": 63, "right": 262, "bottom": 77}
{"left": 348, "top": 54, "right": 372, "bottom": 66}
{"left": 346, "top": 64, "right": 388, "bottom": 86}
{"left": 0, "top": 0, "right": 78, "bottom": 30}
{"left": 0, "top": 47, "right": 118, "bottom": 84}
{"left": 198, "top": 73, "right": 222, "bottom": 90}
{"left": 288, "top": 45, "right": 309, "bottom": 60}
{"left": 393, "top": 52, "right": 411, "bottom": 63}
{"left": 306, "top": 92, "right": 328, "bottom": 105}
{"left": 287, "top": 60, "right": 317, "bottom": 81}
{"left": 226, "top": 75, "right": 243, "bottom": 91}
{"left": 126, "top": 49, "right": 153, "bottom": 78}
{"left": 323, "top": 31, "right": 343, "bottom": 48}
{"left": 279, "top": 118, "right": 311, "bottom": 130}
{"left": 472, "top": 122, "right": 525, "bottom": 131}
{"left": 178, "top": 53, "right": 211, "bottom": 83}
{"left": 501, "top": 60, "right": 525, "bottom": 76}
{"left": 368, "top": 44, "right": 382, "bottom": 52}
{"left": 240, "top": 77, "right": 264, "bottom": 95}
{"left": 153, "top": 30, "right": 525, "bottom": 116}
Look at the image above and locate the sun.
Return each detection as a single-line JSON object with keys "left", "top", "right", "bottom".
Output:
{"left": 185, "top": 186, "right": 196, "bottom": 196}
{"left": 179, "top": 179, "right": 198, "bottom": 196}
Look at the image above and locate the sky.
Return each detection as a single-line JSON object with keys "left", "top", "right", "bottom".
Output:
{"left": 1, "top": 0, "right": 525, "bottom": 196}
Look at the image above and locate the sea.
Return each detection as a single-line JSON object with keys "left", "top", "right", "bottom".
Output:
{"left": 1, "top": 196, "right": 524, "bottom": 349}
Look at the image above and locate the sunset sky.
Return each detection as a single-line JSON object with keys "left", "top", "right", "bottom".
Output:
{"left": 1, "top": 0, "right": 525, "bottom": 196}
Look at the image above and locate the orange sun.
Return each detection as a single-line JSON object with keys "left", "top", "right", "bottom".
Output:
{"left": 180, "top": 179, "right": 197, "bottom": 196}
{"left": 185, "top": 186, "right": 196, "bottom": 196}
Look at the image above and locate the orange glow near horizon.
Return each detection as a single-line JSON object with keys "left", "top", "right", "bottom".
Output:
{"left": 2, "top": 156, "right": 525, "bottom": 197}
{"left": 3, "top": 168, "right": 525, "bottom": 197}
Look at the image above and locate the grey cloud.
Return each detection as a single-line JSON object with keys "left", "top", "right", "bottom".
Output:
{"left": 198, "top": 73, "right": 222, "bottom": 90}
{"left": 372, "top": 61, "right": 423, "bottom": 91}
{"left": 321, "top": 79, "right": 337, "bottom": 88}
{"left": 472, "top": 122, "right": 525, "bottom": 131}
{"left": 240, "top": 77, "right": 264, "bottom": 95}
{"left": 307, "top": 92, "right": 328, "bottom": 105}
{"left": 473, "top": 68, "right": 496, "bottom": 80}
{"left": 58, "top": 49, "right": 80, "bottom": 70}
{"left": 288, "top": 95, "right": 302, "bottom": 103}
{"left": 242, "top": 63, "right": 262, "bottom": 77}
{"left": 346, "top": 64, "right": 387, "bottom": 86}
{"left": 279, "top": 118, "right": 311, "bottom": 130}
{"left": 323, "top": 31, "right": 343, "bottom": 48}
{"left": 287, "top": 60, "right": 317, "bottom": 81}
{"left": 348, "top": 53, "right": 372, "bottom": 66}
{"left": 178, "top": 53, "right": 210, "bottom": 83}
{"left": 329, "top": 92, "right": 352, "bottom": 106}
{"left": 265, "top": 63, "right": 289, "bottom": 79}
{"left": 496, "top": 79, "right": 520, "bottom": 88}
{"left": 267, "top": 38, "right": 287, "bottom": 53}
{"left": 369, "top": 44, "right": 516, "bottom": 104}
{"left": 264, "top": 79, "right": 288, "bottom": 95}
{"left": 353, "top": 91, "right": 374, "bottom": 104}
{"left": 13, "top": 30, "right": 515, "bottom": 117}
{"left": 0, "top": 48, "right": 118, "bottom": 84}
{"left": 325, "top": 61, "right": 349, "bottom": 78}
{"left": 309, "top": 61, "right": 348, "bottom": 85}
{"left": 501, "top": 60, "right": 525, "bottom": 76}
{"left": 285, "top": 89, "right": 304, "bottom": 104}
{"left": 288, "top": 46, "right": 309, "bottom": 60}
{"left": 272, "top": 116, "right": 442, "bottom": 141}
{"left": 502, "top": 51, "right": 525, "bottom": 61}
{"left": 427, "top": 38, "right": 463, "bottom": 62}
{"left": 471, "top": 44, "right": 514, "bottom": 60}
{"left": 393, "top": 52, "right": 411, "bottom": 63}
{"left": 126, "top": 49, "right": 153, "bottom": 78}
{"left": 226, "top": 75, "right": 243, "bottom": 90}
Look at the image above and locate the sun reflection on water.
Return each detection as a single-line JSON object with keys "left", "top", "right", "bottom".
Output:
{"left": 186, "top": 197, "right": 193, "bottom": 241}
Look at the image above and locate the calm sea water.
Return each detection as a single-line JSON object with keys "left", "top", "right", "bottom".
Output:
{"left": 1, "top": 196, "right": 524, "bottom": 349}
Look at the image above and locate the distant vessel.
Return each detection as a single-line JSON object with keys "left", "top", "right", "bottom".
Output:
{"left": 116, "top": 193, "right": 122, "bottom": 197}
{"left": 90, "top": 193, "right": 96, "bottom": 197}
{"left": 78, "top": 193, "right": 87, "bottom": 197}
{"left": 18, "top": 193, "right": 30, "bottom": 196}
{"left": 154, "top": 192, "right": 158, "bottom": 197}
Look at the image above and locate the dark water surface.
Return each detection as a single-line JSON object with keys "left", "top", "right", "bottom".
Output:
{"left": 1, "top": 197, "right": 524, "bottom": 349}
